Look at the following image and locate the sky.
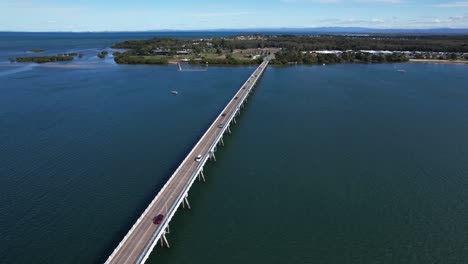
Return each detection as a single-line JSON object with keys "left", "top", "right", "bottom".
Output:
{"left": 0, "top": 0, "right": 468, "bottom": 31}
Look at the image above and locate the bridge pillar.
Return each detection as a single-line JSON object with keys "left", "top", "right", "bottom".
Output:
{"left": 161, "top": 232, "right": 170, "bottom": 248}
{"left": 184, "top": 196, "right": 191, "bottom": 210}
{"left": 227, "top": 126, "right": 232, "bottom": 134}
{"left": 201, "top": 170, "right": 206, "bottom": 182}
{"left": 233, "top": 117, "right": 237, "bottom": 125}
{"left": 220, "top": 137, "right": 225, "bottom": 146}
{"left": 210, "top": 151, "right": 217, "bottom": 162}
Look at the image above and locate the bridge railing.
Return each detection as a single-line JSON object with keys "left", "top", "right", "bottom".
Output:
{"left": 138, "top": 60, "right": 269, "bottom": 263}
{"left": 138, "top": 61, "right": 268, "bottom": 263}
{"left": 207, "top": 61, "right": 268, "bottom": 154}
{"left": 139, "top": 61, "right": 268, "bottom": 263}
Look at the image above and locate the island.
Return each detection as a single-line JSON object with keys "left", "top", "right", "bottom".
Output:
{"left": 97, "top": 51, "right": 108, "bottom": 59}
{"left": 10, "top": 52, "right": 83, "bottom": 64}
{"left": 30, "top": 49, "right": 46, "bottom": 53}
{"left": 111, "top": 34, "right": 468, "bottom": 66}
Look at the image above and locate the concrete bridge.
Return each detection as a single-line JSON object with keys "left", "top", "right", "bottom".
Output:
{"left": 105, "top": 60, "right": 269, "bottom": 264}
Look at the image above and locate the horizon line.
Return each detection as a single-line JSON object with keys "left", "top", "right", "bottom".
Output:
{"left": 1, "top": 26, "right": 468, "bottom": 34}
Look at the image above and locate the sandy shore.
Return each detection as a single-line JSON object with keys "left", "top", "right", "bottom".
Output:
{"left": 409, "top": 59, "right": 468, "bottom": 64}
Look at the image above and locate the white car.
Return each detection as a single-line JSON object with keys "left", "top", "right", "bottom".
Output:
{"left": 195, "top": 154, "right": 202, "bottom": 162}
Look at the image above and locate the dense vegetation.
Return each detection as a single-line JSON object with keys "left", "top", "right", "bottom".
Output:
{"left": 30, "top": 49, "right": 45, "bottom": 53}
{"left": 190, "top": 55, "right": 263, "bottom": 65}
{"left": 114, "top": 35, "right": 468, "bottom": 53}
{"left": 11, "top": 52, "right": 83, "bottom": 64}
{"left": 111, "top": 34, "right": 468, "bottom": 65}
{"left": 272, "top": 51, "right": 409, "bottom": 65}
{"left": 214, "top": 35, "right": 468, "bottom": 52}
{"left": 114, "top": 55, "right": 168, "bottom": 64}
{"left": 11, "top": 55, "right": 74, "bottom": 64}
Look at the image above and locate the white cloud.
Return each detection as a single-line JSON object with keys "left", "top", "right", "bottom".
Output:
{"left": 433, "top": 15, "right": 467, "bottom": 23}
{"left": 332, "top": 18, "right": 386, "bottom": 25}
{"left": 433, "top": 2, "right": 468, "bottom": 7}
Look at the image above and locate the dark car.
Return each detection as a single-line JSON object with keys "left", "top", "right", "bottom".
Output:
{"left": 221, "top": 113, "right": 226, "bottom": 117}
{"left": 153, "top": 214, "right": 164, "bottom": 225}
{"left": 234, "top": 96, "right": 238, "bottom": 99}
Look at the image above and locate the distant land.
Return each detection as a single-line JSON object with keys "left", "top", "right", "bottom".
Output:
{"left": 151, "top": 27, "right": 468, "bottom": 35}
{"left": 1, "top": 27, "right": 468, "bottom": 34}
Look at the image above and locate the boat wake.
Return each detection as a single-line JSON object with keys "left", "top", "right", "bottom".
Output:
{"left": 0, "top": 64, "right": 38, "bottom": 77}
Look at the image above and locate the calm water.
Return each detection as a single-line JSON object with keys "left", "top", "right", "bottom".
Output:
{"left": 1, "top": 34, "right": 468, "bottom": 264}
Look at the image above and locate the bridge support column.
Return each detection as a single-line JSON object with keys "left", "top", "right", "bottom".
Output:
{"left": 227, "top": 126, "right": 231, "bottom": 134}
{"left": 184, "top": 196, "right": 191, "bottom": 210}
{"left": 210, "top": 151, "right": 217, "bottom": 162}
{"left": 200, "top": 170, "right": 206, "bottom": 182}
{"left": 233, "top": 117, "right": 237, "bottom": 125}
{"left": 161, "top": 232, "right": 170, "bottom": 248}
{"left": 220, "top": 137, "right": 225, "bottom": 146}
{"left": 197, "top": 169, "right": 206, "bottom": 182}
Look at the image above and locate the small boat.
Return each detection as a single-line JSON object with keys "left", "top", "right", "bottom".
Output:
{"left": 397, "top": 69, "right": 406, "bottom": 73}
{"left": 170, "top": 90, "right": 178, "bottom": 95}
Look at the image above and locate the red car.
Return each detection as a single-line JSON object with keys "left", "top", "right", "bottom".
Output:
{"left": 153, "top": 214, "right": 164, "bottom": 225}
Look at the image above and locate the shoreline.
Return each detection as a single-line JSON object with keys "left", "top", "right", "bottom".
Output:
{"left": 409, "top": 59, "right": 468, "bottom": 65}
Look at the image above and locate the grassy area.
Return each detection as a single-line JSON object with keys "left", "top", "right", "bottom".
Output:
{"left": 230, "top": 53, "right": 253, "bottom": 61}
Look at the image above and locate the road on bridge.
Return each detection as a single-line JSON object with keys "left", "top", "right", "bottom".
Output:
{"left": 106, "top": 61, "right": 269, "bottom": 264}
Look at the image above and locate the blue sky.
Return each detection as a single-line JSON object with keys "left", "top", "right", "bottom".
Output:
{"left": 1, "top": 0, "right": 468, "bottom": 31}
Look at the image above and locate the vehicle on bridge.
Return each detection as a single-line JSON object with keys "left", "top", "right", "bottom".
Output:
{"left": 195, "top": 154, "right": 202, "bottom": 162}
{"left": 153, "top": 214, "right": 164, "bottom": 225}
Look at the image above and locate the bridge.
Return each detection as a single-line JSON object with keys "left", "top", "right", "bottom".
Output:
{"left": 105, "top": 60, "right": 269, "bottom": 264}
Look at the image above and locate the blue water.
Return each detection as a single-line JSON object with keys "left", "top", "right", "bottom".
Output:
{"left": 1, "top": 33, "right": 468, "bottom": 264}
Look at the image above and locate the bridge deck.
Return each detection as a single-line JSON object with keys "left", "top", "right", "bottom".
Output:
{"left": 106, "top": 61, "right": 269, "bottom": 264}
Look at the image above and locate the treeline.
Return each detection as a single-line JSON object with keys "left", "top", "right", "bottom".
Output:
{"left": 112, "top": 35, "right": 468, "bottom": 53}
{"left": 114, "top": 55, "right": 168, "bottom": 64}
{"left": 190, "top": 56, "right": 263, "bottom": 65}
{"left": 273, "top": 51, "right": 409, "bottom": 65}
{"left": 11, "top": 55, "right": 74, "bottom": 64}
{"left": 112, "top": 38, "right": 188, "bottom": 50}
{"left": 214, "top": 35, "right": 468, "bottom": 52}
